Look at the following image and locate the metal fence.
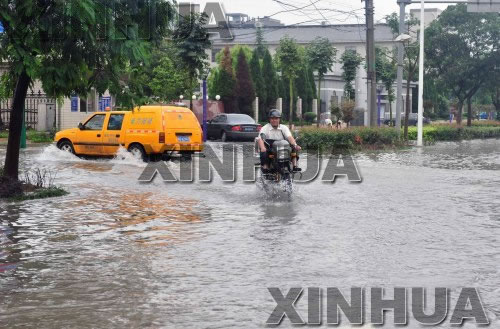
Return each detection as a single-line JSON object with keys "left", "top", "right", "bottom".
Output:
{"left": 0, "top": 91, "right": 54, "bottom": 130}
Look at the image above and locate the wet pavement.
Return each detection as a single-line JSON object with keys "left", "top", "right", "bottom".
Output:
{"left": 0, "top": 139, "right": 499, "bottom": 328}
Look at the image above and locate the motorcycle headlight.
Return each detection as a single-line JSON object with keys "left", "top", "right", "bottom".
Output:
{"left": 277, "top": 147, "right": 290, "bottom": 160}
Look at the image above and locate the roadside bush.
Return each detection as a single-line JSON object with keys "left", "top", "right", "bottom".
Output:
{"left": 407, "top": 125, "right": 500, "bottom": 141}
{"left": 303, "top": 112, "right": 317, "bottom": 123}
{"left": 299, "top": 125, "right": 500, "bottom": 151}
{"left": 299, "top": 127, "right": 402, "bottom": 150}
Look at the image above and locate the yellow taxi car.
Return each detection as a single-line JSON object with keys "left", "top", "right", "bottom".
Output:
{"left": 54, "top": 105, "right": 203, "bottom": 159}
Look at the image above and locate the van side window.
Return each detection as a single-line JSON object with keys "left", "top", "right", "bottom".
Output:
{"left": 83, "top": 114, "right": 105, "bottom": 130}
{"left": 107, "top": 114, "right": 124, "bottom": 130}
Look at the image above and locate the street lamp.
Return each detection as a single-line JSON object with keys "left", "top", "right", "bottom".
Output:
{"left": 192, "top": 95, "right": 197, "bottom": 100}
{"left": 215, "top": 95, "right": 221, "bottom": 101}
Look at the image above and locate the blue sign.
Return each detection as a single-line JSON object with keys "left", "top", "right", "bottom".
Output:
{"left": 0, "top": 22, "right": 3, "bottom": 33}
{"left": 71, "top": 95, "right": 78, "bottom": 112}
{"left": 99, "top": 96, "right": 111, "bottom": 111}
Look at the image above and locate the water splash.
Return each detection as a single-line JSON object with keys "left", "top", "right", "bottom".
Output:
{"left": 35, "top": 145, "right": 82, "bottom": 162}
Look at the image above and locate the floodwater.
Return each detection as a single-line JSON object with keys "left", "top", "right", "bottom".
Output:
{"left": 0, "top": 139, "right": 499, "bottom": 328}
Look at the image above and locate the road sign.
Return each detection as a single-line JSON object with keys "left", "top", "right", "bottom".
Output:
{"left": 0, "top": 22, "right": 4, "bottom": 33}
{"left": 468, "top": 0, "right": 500, "bottom": 12}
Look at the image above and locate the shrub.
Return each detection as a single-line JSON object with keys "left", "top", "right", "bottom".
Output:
{"left": 407, "top": 125, "right": 500, "bottom": 141}
{"left": 303, "top": 112, "right": 317, "bottom": 123}
{"left": 299, "top": 127, "right": 402, "bottom": 150}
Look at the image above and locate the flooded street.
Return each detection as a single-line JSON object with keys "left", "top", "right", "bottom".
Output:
{"left": 0, "top": 139, "right": 499, "bottom": 328}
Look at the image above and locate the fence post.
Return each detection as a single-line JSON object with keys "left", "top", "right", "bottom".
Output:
{"left": 21, "top": 108, "right": 26, "bottom": 149}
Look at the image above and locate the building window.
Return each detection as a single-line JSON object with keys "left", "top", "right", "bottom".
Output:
{"left": 212, "top": 48, "right": 222, "bottom": 62}
{"left": 79, "top": 89, "right": 97, "bottom": 112}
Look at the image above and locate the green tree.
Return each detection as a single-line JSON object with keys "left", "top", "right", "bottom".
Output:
{"left": 375, "top": 47, "right": 397, "bottom": 125}
{"left": 307, "top": 65, "right": 317, "bottom": 111}
{"left": 210, "top": 46, "right": 236, "bottom": 112}
{"left": 215, "top": 45, "right": 253, "bottom": 73}
{"left": 306, "top": 37, "right": 337, "bottom": 126}
{"left": 261, "top": 50, "right": 278, "bottom": 114}
{"left": 255, "top": 26, "right": 267, "bottom": 58}
{"left": 249, "top": 48, "right": 266, "bottom": 116}
{"left": 425, "top": 4, "right": 499, "bottom": 126}
{"left": 172, "top": 12, "right": 211, "bottom": 111}
{"left": 150, "top": 56, "right": 191, "bottom": 102}
{"left": 340, "top": 50, "right": 363, "bottom": 100}
{"left": 0, "top": 0, "right": 173, "bottom": 181}
{"left": 235, "top": 49, "right": 255, "bottom": 115}
{"left": 276, "top": 36, "right": 301, "bottom": 126}
{"left": 385, "top": 12, "right": 420, "bottom": 139}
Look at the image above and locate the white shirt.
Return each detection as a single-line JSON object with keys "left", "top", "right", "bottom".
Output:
{"left": 260, "top": 123, "right": 292, "bottom": 141}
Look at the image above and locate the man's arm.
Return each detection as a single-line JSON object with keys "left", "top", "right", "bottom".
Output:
{"left": 282, "top": 125, "right": 301, "bottom": 151}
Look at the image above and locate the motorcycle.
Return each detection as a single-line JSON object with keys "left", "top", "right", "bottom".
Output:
{"left": 255, "top": 133, "right": 300, "bottom": 197}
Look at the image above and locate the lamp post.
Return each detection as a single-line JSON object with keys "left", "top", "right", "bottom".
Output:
{"left": 377, "top": 85, "right": 383, "bottom": 127}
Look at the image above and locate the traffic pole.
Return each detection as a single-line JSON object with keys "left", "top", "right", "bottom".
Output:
{"left": 365, "top": 0, "right": 377, "bottom": 127}
{"left": 417, "top": 0, "right": 425, "bottom": 146}
{"left": 395, "top": 0, "right": 409, "bottom": 133}
{"left": 202, "top": 79, "right": 207, "bottom": 143}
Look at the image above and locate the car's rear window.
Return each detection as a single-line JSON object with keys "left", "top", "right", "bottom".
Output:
{"left": 227, "top": 115, "right": 255, "bottom": 124}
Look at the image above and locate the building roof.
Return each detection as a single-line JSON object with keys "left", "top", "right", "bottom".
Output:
{"left": 211, "top": 24, "right": 396, "bottom": 46}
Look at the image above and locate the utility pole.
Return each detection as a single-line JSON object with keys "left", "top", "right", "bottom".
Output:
{"left": 364, "top": 0, "right": 377, "bottom": 127}
{"left": 395, "top": 0, "right": 411, "bottom": 133}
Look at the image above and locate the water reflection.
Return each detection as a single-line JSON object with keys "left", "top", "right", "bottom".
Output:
{"left": 0, "top": 205, "right": 22, "bottom": 274}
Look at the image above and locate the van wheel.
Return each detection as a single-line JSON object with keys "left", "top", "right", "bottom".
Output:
{"left": 221, "top": 131, "right": 228, "bottom": 142}
{"left": 128, "top": 144, "right": 146, "bottom": 161}
{"left": 58, "top": 140, "right": 75, "bottom": 154}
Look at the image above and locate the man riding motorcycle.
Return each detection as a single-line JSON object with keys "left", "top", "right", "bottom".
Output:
{"left": 257, "top": 109, "right": 302, "bottom": 172}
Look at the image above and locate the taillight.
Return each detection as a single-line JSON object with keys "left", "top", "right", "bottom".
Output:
{"left": 231, "top": 125, "right": 242, "bottom": 131}
{"left": 159, "top": 132, "right": 165, "bottom": 143}
{"left": 257, "top": 125, "right": 262, "bottom": 132}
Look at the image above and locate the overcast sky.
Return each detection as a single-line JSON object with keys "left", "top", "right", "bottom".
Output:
{"left": 187, "top": 0, "right": 452, "bottom": 25}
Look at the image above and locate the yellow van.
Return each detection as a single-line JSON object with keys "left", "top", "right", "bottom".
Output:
{"left": 54, "top": 105, "right": 203, "bottom": 159}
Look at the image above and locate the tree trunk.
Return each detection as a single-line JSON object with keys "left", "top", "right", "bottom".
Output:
{"left": 467, "top": 97, "right": 472, "bottom": 127}
{"left": 403, "top": 76, "right": 412, "bottom": 140}
{"left": 4, "top": 70, "right": 31, "bottom": 179}
{"left": 389, "top": 100, "right": 393, "bottom": 127}
{"left": 456, "top": 100, "right": 463, "bottom": 126}
{"left": 316, "top": 77, "right": 321, "bottom": 128}
{"left": 289, "top": 78, "right": 293, "bottom": 128}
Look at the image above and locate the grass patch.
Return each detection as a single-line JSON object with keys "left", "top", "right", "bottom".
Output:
{"left": 0, "top": 130, "right": 53, "bottom": 143}
{"left": 9, "top": 186, "right": 68, "bottom": 202}
{"left": 26, "top": 130, "right": 53, "bottom": 143}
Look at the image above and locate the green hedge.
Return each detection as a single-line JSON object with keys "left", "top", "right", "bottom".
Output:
{"left": 299, "top": 125, "right": 500, "bottom": 150}
{"left": 299, "top": 127, "right": 402, "bottom": 150}
{"left": 407, "top": 126, "right": 500, "bottom": 142}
